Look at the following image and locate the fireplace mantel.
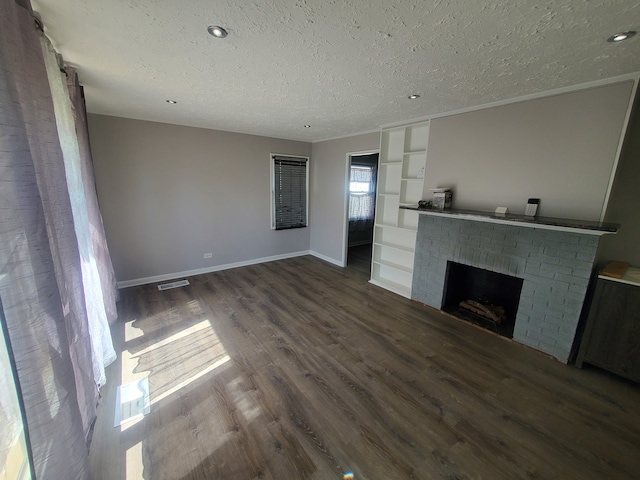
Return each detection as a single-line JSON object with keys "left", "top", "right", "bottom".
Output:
{"left": 401, "top": 205, "right": 618, "bottom": 236}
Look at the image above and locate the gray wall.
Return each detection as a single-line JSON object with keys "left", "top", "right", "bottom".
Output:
{"left": 310, "top": 132, "right": 381, "bottom": 264}
{"left": 425, "top": 82, "right": 634, "bottom": 220}
{"left": 597, "top": 89, "right": 640, "bottom": 267}
{"left": 88, "top": 114, "right": 311, "bottom": 283}
{"left": 88, "top": 82, "right": 638, "bottom": 284}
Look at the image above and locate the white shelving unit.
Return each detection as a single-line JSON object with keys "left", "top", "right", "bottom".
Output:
{"left": 370, "top": 122, "right": 429, "bottom": 298}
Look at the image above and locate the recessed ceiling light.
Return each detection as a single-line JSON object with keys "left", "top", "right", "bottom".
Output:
{"left": 303, "top": 125, "right": 311, "bottom": 128}
{"left": 166, "top": 100, "right": 177, "bottom": 104}
{"left": 408, "top": 94, "right": 420, "bottom": 99}
{"left": 607, "top": 31, "right": 636, "bottom": 42}
{"left": 207, "top": 25, "right": 228, "bottom": 38}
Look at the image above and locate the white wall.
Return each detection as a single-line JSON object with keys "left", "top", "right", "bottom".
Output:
{"left": 88, "top": 114, "right": 311, "bottom": 284}
{"left": 310, "top": 132, "right": 380, "bottom": 264}
{"left": 424, "top": 81, "right": 634, "bottom": 220}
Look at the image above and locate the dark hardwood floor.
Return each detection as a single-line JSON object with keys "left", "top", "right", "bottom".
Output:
{"left": 89, "top": 253, "right": 640, "bottom": 479}
{"left": 347, "top": 244, "right": 372, "bottom": 276}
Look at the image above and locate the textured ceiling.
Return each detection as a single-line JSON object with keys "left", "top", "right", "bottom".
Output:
{"left": 31, "top": 0, "right": 640, "bottom": 142}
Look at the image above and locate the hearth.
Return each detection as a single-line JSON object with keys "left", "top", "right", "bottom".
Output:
{"left": 441, "top": 261, "right": 523, "bottom": 338}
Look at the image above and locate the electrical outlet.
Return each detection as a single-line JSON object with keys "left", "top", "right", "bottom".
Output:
{"left": 204, "top": 253, "right": 212, "bottom": 259}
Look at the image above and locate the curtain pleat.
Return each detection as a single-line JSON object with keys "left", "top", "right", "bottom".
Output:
{"left": 66, "top": 68, "right": 119, "bottom": 326}
{"left": 0, "top": 1, "right": 92, "bottom": 477}
{"left": 0, "top": 0, "right": 118, "bottom": 478}
{"left": 42, "top": 38, "right": 116, "bottom": 389}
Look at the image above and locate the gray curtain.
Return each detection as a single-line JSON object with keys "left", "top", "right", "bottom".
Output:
{"left": 0, "top": 0, "right": 117, "bottom": 478}
{"left": 66, "top": 67, "right": 119, "bottom": 327}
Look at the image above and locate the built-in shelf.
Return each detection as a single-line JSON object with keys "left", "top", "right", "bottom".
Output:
{"left": 374, "top": 241, "right": 415, "bottom": 253}
{"left": 369, "top": 275, "right": 412, "bottom": 298}
{"left": 373, "top": 259, "right": 413, "bottom": 273}
{"left": 402, "top": 205, "right": 619, "bottom": 235}
{"left": 374, "top": 243, "right": 414, "bottom": 269}
{"left": 374, "top": 225, "right": 416, "bottom": 248}
{"left": 376, "top": 222, "right": 399, "bottom": 229}
{"left": 400, "top": 180, "right": 422, "bottom": 205}
{"left": 371, "top": 122, "right": 429, "bottom": 297}
{"left": 404, "top": 123, "right": 429, "bottom": 152}
{"left": 398, "top": 209, "right": 419, "bottom": 231}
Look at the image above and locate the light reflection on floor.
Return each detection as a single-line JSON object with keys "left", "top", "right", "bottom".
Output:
{"left": 120, "top": 301, "right": 231, "bottom": 479}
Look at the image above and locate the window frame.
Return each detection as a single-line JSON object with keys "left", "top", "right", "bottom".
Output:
{"left": 270, "top": 153, "right": 310, "bottom": 230}
{"left": 349, "top": 164, "right": 375, "bottom": 195}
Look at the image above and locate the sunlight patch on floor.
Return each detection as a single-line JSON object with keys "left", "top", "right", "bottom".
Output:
{"left": 187, "top": 299, "right": 204, "bottom": 315}
{"left": 150, "top": 354, "right": 230, "bottom": 407}
{"left": 227, "top": 377, "right": 261, "bottom": 422}
{"left": 120, "top": 318, "right": 230, "bottom": 429}
{"left": 114, "top": 377, "right": 150, "bottom": 427}
{"left": 125, "top": 319, "right": 144, "bottom": 342}
{"left": 119, "top": 346, "right": 149, "bottom": 433}
{"left": 119, "top": 311, "right": 233, "bottom": 477}
{"left": 134, "top": 320, "right": 212, "bottom": 356}
{"left": 125, "top": 441, "right": 143, "bottom": 480}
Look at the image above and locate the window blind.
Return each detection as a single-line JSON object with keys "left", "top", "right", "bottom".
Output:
{"left": 272, "top": 155, "right": 308, "bottom": 230}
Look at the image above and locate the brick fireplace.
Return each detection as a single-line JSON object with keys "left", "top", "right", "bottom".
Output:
{"left": 411, "top": 213, "right": 608, "bottom": 363}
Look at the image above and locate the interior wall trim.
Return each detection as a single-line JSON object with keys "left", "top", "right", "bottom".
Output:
{"left": 312, "top": 128, "right": 382, "bottom": 144}
{"left": 379, "top": 73, "right": 640, "bottom": 131}
{"left": 117, "top": 251, "right": 312, "bottom": 288}
{"left": 600, "top": 79, "right": 639, "bottom": 221}
{"left": 309, "top": 250, "right": 344, "bottom": 267}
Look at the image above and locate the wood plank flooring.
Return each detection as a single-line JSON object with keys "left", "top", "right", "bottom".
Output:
{"left": 89, "top": 250, "right": 640, "bottom": 479}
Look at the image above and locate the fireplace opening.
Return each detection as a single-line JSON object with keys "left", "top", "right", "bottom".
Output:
{"left": 441, "top": 261, "right": 523, "bottom": 338}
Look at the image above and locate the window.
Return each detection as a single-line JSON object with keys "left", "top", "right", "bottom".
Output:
{"left": 349, "top": 165, "right": 374, "bottom": 195}
{"left": 271, "top": 154, "right": 309, "bottom": 230}
{"left": 349, "top": 164, "right": 376, "bottom": 222}
{"left": 1, "top": 301, "right": 32, "bottom": 480}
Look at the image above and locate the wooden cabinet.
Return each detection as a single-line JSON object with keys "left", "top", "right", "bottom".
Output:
{"left": 370, "top": 122, "right": 429, "bottom": 298}
{"left": 576, "top": 269, "right": 640, "bottom": 382}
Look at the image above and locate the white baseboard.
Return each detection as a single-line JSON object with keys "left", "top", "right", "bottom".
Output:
{"left": 368, "top": 279, "right": 412, "bottom": 299}
{"left": 310, "top": 250, "right": 345, "bottom": 267}
{"left": 117, "top": 251, "right": 311, "bottom": 288}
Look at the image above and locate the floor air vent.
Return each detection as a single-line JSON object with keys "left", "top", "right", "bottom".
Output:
{"left": 157, "top": 279, "right": 190, "bottom": 291}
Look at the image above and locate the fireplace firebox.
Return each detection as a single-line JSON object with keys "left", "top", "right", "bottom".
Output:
{"left": 441, "top": 261, "right": 523, "bottom": 338}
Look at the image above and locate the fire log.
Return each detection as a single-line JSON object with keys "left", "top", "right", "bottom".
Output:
{"left": 459, "top": 300, "right": 506, "bottom": 324}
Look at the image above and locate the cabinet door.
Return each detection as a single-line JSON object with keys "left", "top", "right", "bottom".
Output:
{"left": 581, "top": 280, "right": 640, "bottom": 381}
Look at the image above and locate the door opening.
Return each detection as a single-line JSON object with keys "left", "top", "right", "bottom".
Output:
{"left": 345, "top": 152, "right": 379, "bottom": 272}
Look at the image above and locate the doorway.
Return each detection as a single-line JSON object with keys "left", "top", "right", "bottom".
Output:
{"left": 345, "top": 152, "right": 379, "bottom": 273}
